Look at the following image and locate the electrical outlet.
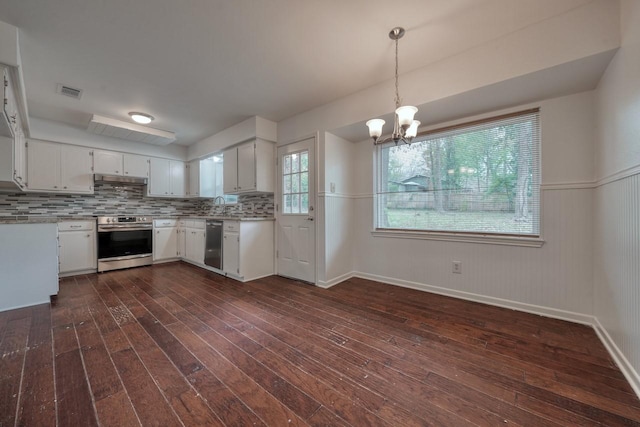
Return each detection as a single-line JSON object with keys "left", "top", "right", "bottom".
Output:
{"left": 330, "top": 182, "right": 336, "bottom": 193}
{"left": 452, "top": 261, "right": 462, "bottom": 274}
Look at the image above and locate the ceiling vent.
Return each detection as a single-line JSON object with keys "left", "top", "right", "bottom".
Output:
{"left": 87, "top": 114, "right": 176, "bottom": 146}
{"left": 56, "top": 84, "right": 83, "bottom": 100}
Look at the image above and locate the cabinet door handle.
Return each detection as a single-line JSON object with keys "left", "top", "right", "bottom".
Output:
{"left": 64, "top": 186, "right": 68, "bottom": 189}
{"left": 115, "top": 170, "right": 119, "bottom": 174}
{"left": 86, "top": 234, "right": 91, "bottom": 237}
{"left": 53, "top": 185, "right": 58, "bottom": 189}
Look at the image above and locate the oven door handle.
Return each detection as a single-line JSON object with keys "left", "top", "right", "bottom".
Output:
{"left": 99, "top": 254, "right": 152, "bottom": 262}
{"left": 98, "top": 225, "right": 152, "bottom": 232}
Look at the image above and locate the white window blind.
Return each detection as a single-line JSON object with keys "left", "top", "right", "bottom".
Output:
{"left": 376, "top": 109, "right": 540, "bottom": 236}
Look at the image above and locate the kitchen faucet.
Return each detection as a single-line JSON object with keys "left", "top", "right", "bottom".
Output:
{"left": 213, "top": 196, "right": 226, "bottom": 215}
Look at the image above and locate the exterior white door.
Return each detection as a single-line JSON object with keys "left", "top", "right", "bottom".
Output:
{"left": 276, "top": 137, "right": 316, "bottom": 283}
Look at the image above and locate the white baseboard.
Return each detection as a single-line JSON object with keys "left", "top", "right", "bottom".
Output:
{"left": 316, "top": 270, "right": 640, "bottom": 399}
{"left": 351, "top": 271, "right": 595, "bottom": 325}
{"left": 592, "top": 317, "right": 640, "bottom": 398}
{"left": 316, "top": 271, "right": 356, "bottom": 289}
{"left": 59, "top": 268, "right": 97, "bottom": 278}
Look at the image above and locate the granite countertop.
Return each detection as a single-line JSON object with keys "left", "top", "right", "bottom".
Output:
{"left": 158, "top": 216, "right": 276, "bottom": 221}
{"left": 0, "top": 215, "right": 275, "bottom": 224}
{"left": 0, "top": 216, "right": 96, "bottom": 224}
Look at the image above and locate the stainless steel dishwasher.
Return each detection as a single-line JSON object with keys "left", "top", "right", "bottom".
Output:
{"left": 204, "top": 220, "right": 223, "bottom": 269}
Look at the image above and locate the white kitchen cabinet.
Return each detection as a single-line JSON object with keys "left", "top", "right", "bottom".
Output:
{"left": 0, "top": 65, "right": 27, "bottom": 191}
{"left": 13, "top": 126, "right": 26, "bottom": 186}
{"left": 148, "top": 158, "right": 185, "bottom": 197}
{"left": 124, "top": 153, "right": 149, "bottom": 178}
{"left": 93, "top": 150, "right": 123, "bottom": 175}
{"left": 223, "top": 228, "right": 240, "bottom": 276}
{"left": 177, "top": 220, "right": 186, "bottom": 257}
{"left": 27, "top": 140, "right": 60, "bottom": 191}
{"left": 26, "top": 140, "right": 93, "bottom": 193}
{"left": 58, "top": 221, "right": 96, "bottom": 276}
{"left": 0, "top": 127, "right": 27, "bottom": 191}
{"left": 185, "top": 220, "right": 205, "bottom": 264}
{"left": 170, "top": 160, "right": 186, "bottom": 197}
{"left": 187, "top": 160, "right": 200, "bottom": 197}
{"left": 223, "top": 139, "right": 275, "bottom": 194}
{"left": 222, "top": 220, "right": 274, "bottom": 281}
{"left": 153, "top": 219, "right": 178, "bottom": 261}
{"left": 94, "top": 150, "right": 149, "bottom": 178}
{"left": 61, "top": 145, "right": 94, "bottom": 193}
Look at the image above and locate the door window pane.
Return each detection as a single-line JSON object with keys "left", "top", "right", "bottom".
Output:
{"left": 282, "top": 150, "right": 310, "bottom": 216}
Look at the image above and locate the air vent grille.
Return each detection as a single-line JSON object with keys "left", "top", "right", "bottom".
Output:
{"left": 56, "top": 84, "right": 83, "bottom": 100}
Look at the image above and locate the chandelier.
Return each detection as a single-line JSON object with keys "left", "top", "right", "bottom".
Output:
{"left": 366, "top": 27, "right": 420, "bottom": 145}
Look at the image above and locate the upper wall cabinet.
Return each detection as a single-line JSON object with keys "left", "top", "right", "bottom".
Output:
{"left": 223, "top": 139, "right": 274, "bottom": 194}
{"left": 147, "top": 158, "right": 186, "bottom": 197}
{"left": 0, "top": 66, "right": 27, "bottom": 190}
{"left": 26, "top": 140, "right": 93, "bottom": 194}
{"left": 93, "top": 150, "right": 149, "bottom": 178}
{"left": 186, "top": 160, "right": 200, "bottom": 198}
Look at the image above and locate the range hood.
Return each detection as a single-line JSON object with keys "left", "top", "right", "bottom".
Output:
{"left": 94, "top": 174, "right": 147, "bottom": 185}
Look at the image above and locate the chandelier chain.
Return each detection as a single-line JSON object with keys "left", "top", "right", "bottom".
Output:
{"left": 394, "top": 37, "right": 401, "bottom": 109}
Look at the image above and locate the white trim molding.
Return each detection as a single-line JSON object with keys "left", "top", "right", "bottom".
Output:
{"left": 371, "top": 229, "right": 545, "bottom": 247}
{"left": 596, "top": 164, "right": 640, "bottom": 187}
{"left": 593, "top": 318, "right": 640, "bottom": 398}
{"left": 316, "top": 271, "right": 356, "bottom": 289}
{"left": 541, "top": 181, "right": 596, "bottom": 190}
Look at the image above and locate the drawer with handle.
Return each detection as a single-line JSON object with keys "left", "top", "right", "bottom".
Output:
{"left": 58, "top": 221, "right": 95, "bottom": 232}
{"left": 153, "top": 219, "right": 177, "bottom": 228}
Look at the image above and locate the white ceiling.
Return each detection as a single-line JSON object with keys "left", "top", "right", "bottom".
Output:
{"left": 0, "top": 0, "right": 594, "bottom": 146}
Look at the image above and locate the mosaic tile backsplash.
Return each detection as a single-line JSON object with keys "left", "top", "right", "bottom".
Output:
{"left": 0, "top": 184, "right": 274, "bottom": 218}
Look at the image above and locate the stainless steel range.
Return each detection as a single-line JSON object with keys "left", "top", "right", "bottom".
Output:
{"left": 97, "top": 216, "right": 153, "bottom": 272}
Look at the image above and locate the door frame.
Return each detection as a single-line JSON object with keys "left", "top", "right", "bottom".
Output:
{"left": 275, "top": 132, "right": 319, "bottom": 285}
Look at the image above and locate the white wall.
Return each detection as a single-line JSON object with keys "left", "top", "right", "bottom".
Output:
{"left": 277, "top": 0, "right": 618, "bottom": 144}
{"left": 348, "top": 92, "right": 596, "bottom": 319}
{"left": 188, "top": 116, "right": 277, "bottom": 161}
{"left": 30, "top": 117, "right": 188, "bottom": 160}
{"left": 318, "top": 132, "right": 355, "bottom": 286}
{"left": 593, "top": 0, "right": 640, "bottom": 395}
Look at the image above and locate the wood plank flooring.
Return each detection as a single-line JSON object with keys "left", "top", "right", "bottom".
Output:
{"left": 1, "top": 261, "right": 639, "bottom": 426}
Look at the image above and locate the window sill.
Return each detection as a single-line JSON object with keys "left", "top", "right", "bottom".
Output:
{"left": 371, "top": 229, "right": 545, "bottom": 247}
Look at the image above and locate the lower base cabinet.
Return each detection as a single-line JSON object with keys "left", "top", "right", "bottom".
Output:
{"left": 58, "top": 221, "right": 96, "bottom": 276}
{"left": 222, "top": 220, "right": 273, "bottom": 281}
{"left": 185, "top": 220, "right": 206, "bottom": 264}
{"left": 153, "top": 219, "right": 178, "bottom": 261}
{"left": 151, "top": 218, "right": 273, "bottom": 282}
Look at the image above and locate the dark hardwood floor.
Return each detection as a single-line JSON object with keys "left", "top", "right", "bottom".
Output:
{"left": 1, "top": 262, "right": 639, "bottom": 426}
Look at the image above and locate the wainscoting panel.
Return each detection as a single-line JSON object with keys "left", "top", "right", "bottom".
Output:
{"left": 594, "top": 172, "right": 640, "bottom": 395}
{"left": 319, "top": 194, "right": 355, "bottom": 286}
{"left": 353, "top": 187, "right": 594, "bottom": 315}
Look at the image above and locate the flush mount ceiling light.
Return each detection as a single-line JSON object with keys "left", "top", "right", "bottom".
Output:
{"left": 366, "top": 27, "right": 420, "bottom": 145}
{"left": 128, "top": 112, "right": 154, "bottom": 124}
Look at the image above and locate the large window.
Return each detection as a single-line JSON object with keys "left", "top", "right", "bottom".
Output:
{"left": 376, "top": 109, "right": 540, "bottom": 237}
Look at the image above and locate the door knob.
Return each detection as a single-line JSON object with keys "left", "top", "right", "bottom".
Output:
{"left": 306, "top": 217, "right": 314, "bottom": 221}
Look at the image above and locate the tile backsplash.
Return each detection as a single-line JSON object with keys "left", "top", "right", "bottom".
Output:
{"left": 0, "top": 184, "right": 274, "bottom": 218}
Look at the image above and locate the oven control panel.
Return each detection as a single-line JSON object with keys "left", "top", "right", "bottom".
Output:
{"left": 98, "top": 216, "right": 152, "bottom": 225}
